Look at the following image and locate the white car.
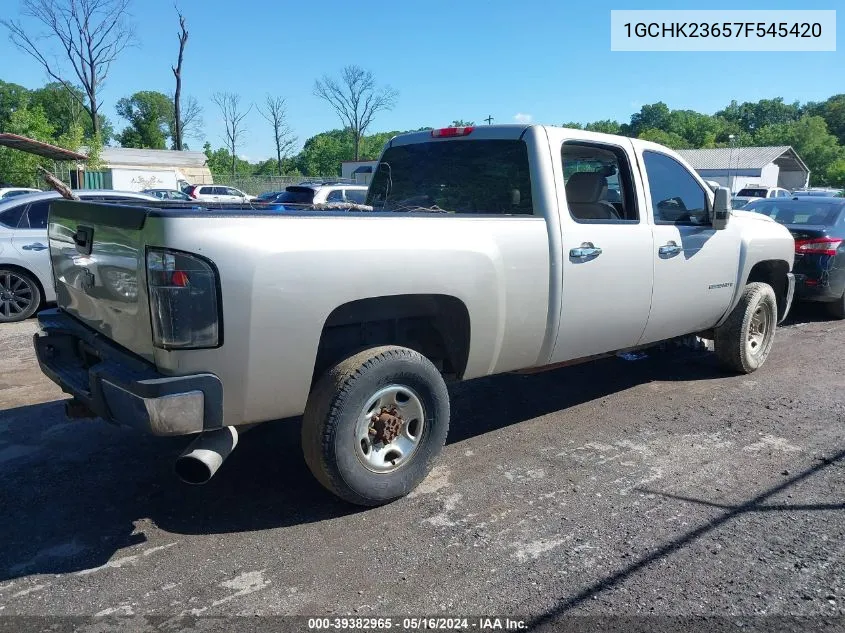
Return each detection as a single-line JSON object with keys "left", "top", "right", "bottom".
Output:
{"left": 0, "top": 190, "right": 157, "bottom": 322}
{"left": 732, "top": 185, "right": 792, "bottom": 209}
{"left": 184, "top": 184, "right": 255, "bottom": 203}
{"left": 0, "top": 187, "right": 41, "bottom": 200}
{"left": 264, "top": 182, "right": 369, "bottom": 206}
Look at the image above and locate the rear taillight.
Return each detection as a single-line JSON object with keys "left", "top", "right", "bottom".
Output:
{"left": 187, "top": 187, "right": 198, "bottom": 199}
{"left": 431, "top": 126, "right": 473, "bottom": 138}
{"left": 146, "top": 248, "right": 220, "bottom": 349}
{"left": 795, "top": 237, "right": 843, "bottom": 257}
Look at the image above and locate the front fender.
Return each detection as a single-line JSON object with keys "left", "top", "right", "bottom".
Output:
{"left": 714, "top": 213, "right": 795, "bottom": 328}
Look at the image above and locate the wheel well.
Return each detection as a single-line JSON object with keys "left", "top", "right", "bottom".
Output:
{"left": 747, "top": 260, "right": 790, "bottom": 320}
{"left": 0, "top": 263, "right": 45, "bottom": 307}
{"left": 313, "top": 294, "right": 471, "bottom": 385}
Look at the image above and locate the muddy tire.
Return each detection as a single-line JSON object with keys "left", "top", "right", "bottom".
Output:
{"left": 0, "top": 268, "right": 41, "bottom": 323}
{"left": 714, "top": 282, "right": 777, "bottom": 374}
{"left": 302, "top": 346, "right": 450, "bottom": 506}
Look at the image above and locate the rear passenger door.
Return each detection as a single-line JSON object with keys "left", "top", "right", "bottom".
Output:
{"left": 10, "top": 200, "right": 52, "bottom": 284}
{"left": 551, "top": 139, "right": 654, "bottom": 362}
{"left": 635, "top": 149, "right": 742, "bottom": 344}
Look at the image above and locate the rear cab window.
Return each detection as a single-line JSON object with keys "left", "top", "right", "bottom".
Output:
{"left": 367, "top": 139, "right": 533, "bottom": 215}
{"left": 561, "top": 141, "right": 638, "bottom": 223}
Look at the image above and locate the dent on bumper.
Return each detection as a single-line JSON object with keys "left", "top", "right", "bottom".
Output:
{"left": 34, "top": 309, "right": 222, "bottom": 436}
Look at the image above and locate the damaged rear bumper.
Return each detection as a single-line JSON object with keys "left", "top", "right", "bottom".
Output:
{"left": 34, "top": 309, "right": 223, "bottom": 436}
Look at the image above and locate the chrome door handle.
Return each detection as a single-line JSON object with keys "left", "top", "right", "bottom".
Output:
{"left": 658, "top": 241, "right": 682, "bottom": 256}
{"left": 22, "top": 243, "right": 47, "bottom": 251}
{"left": 569, "top": 242, "right": 602, "bottom": 259}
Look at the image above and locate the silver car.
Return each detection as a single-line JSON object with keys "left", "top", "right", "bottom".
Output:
{"left": 0, "top": 190, "right": 157, "bottom": 322}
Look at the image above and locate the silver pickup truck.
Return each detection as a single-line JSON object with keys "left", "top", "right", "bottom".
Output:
{"left": 34, "top": 125, "right": 795, "bottom": 506}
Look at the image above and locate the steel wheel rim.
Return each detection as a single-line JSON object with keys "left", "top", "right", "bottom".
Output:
{"left": 746, "top": 304, "right": 771, "bottom": 357}
{"left": 354, "top": 384, "right": 426, "bottom": 473}
{"left": 0, "top": 272, "right": 34, "bottom": 318}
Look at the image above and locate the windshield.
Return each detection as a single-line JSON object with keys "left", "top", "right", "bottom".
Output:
{"left": 367, "top": 139, "right": 533, "bottom": 215}
{"left": 737, "top": 188, "right": 767, "bottom": 198}
{"left": 747, "top": 200, "right": 844, "bottom": 226}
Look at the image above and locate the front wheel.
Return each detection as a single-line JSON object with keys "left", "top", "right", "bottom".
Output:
{"left": 302, "top": 346, "right": 450, "bottom": 506}
{"left": 714, "top": 282, "right": 777, "bottom": 373}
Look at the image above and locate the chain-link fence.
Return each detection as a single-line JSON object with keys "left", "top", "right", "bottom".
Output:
{"left": 210, "top": 175, "right": 355, "bottom": 196}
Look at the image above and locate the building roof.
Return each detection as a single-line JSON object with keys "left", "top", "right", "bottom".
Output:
{"left": 96, "top": 147, "right": 208, "bottom": 168}
{"left": 0, "top": 133, "right": 88, "bottom": 161}
{"left": 676, "top": 146, "right": 808, "bottom": 173}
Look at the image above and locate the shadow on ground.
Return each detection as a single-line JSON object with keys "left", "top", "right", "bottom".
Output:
{"left": 0, "top": 325, "right": 820, "bottom": 581}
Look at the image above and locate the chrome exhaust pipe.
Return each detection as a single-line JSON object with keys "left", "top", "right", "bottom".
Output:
{"left": 175, "top": 426, "right": 238, "bottom": 485}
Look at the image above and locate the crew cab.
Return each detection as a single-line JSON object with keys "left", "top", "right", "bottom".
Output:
{"left": 34, "top": 125, "right": 795, "bottom": 506}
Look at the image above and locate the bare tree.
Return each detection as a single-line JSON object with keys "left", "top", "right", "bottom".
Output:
{"left": 2, "top": 0, "right": 135, "bottom": 139}
{"left": 313, "top": 65, "right": 398, "bottom": 161}
{"left": 257, "top": 95, "right": 297, "bottom": 176}
{"left": 211, "top": 92, "right": 252, "bottom": 176}
{"left": 171, "top": 5, "right": 188, "bottom": 150}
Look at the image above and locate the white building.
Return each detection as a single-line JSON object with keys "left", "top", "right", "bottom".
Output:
{"left": 341, "top": 160, "right": 378, "bottom": 185}
{"left": 676, "top": 146, "right": 810, "bottom": 193}
{"left": 81, "top": 147, "right": 213, "bottom": 191}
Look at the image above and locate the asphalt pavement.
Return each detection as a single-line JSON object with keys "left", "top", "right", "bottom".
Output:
{"left": 0, "top": 306, "right": 843, "bottom": 630}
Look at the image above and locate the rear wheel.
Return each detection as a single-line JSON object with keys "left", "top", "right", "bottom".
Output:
{"left": 0, "top": 268, "right": 41, "bottom": 323}
{"left": 302, "top": 345, "right": 450, "bottom": 506}
{"left": 714, "top": 282, "right": 777, "bottom": 373}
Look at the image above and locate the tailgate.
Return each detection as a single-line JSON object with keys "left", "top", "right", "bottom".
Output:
{"left": 48, "top": 200, "right": 155, "bottom": 361}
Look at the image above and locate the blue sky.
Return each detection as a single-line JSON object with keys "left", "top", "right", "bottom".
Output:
{"left": 1, "top": 0, "right": 841, "bottom": 160}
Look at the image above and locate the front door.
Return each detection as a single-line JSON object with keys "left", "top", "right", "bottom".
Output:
{"left": 635, "top": 149, "right": 742, "bottom": 344}
{"left": 550, "top": 139, "right": 654, "bottom": 363}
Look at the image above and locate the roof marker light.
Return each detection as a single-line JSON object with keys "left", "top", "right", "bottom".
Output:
{"left": 431, "top": 126, "right": 474, "bottom": 138}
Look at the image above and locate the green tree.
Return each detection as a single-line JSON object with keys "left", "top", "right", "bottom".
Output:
{"left": 805, "top": 94, "right": 845, "bottom": 147}
{"left": 753, "top": 116, "right": 845, "bottom": 186}
{"left": 584, "top": 120, "right": 622, "bottom": 134}
{"left": 637, "top": 128, "right": 689, "bottom": 149}
{"left": 826, "top": 159, "right": 845, "bottom": 189}
{"left": 561, "top": 121, "right": 584, "bottom": 129}
{"left": 295, "top": 129, "right": 353, "bottom": 176}
{"left": 0, "top": 80, "right": 29, "bottom": 131}
{"left": 0, "top": 104, "right": 55, "bottom": 186}
{"left": 116, "top": 91, "right": 174, "bottom": 149}
{"left": 716, "top": 98, "right": 801, "bottom": 135}
{"left": 450, "top": 119, "right": 474, "bottom": 127}
{"left": 629, "top": 102, "right": 671, "bottom": 136}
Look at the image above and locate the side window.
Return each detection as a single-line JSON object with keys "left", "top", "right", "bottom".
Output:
{"left": 346, "top": 189, "right": 367, "bottom": 204}
{"left": 0, "top": 204, "right": 27, "bottom": 229}
{"left": 22, "top": 201, "right": 51, "bottom": 230}
{"left": 326, "top": 189, "right": 344, "bottom": 203}
{"left": 642, "top": 151, "right": 709, "bottom": 225}
{"left": 225, "top": 187, "right": 240, "bottom": 197}
{"left": 561, "top": 141, "right": 638, "bottom": 223}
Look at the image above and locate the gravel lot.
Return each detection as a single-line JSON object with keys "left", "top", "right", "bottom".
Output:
{"left": 0, "top": 307, "right": 843, "bottom": 630}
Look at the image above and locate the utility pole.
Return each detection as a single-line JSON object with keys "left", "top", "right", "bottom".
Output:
{"left": 484, "top": 115, "right": 494, "bottom": 125}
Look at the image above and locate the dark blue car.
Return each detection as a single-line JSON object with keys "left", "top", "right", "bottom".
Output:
{"left": 745, "top": 197, "right": 845, "bottom": 318}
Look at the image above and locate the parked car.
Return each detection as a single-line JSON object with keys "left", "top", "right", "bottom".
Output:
{"left": 265, "top": 183, "right": 369, "bottom": 206}
{"left": 732, "top": 185, "right": 792, "bottom": 210}
{"left": 0, "top": 187, "right": 41, "bottom": 199}
{"left": 0, "top": 190, "right": 157, "bottom": 322}
{"left": 745, "top": 196, "right": 845, "bottom": 317}
{"left": 142, "top": 188, "right": 193, "bottom": 201}
{"left": 184, "top": 185, "right": 255, "bottom": 203}
{"left": 792, "top": 188, "right": 844, "bottom": 198}
{"left": 35, "top": 125, "right": 795, "bottom": 506}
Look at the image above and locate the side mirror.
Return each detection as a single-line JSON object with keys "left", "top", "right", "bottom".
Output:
{"left": 712, "top": 186, "right": 731, "bottom": 230}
